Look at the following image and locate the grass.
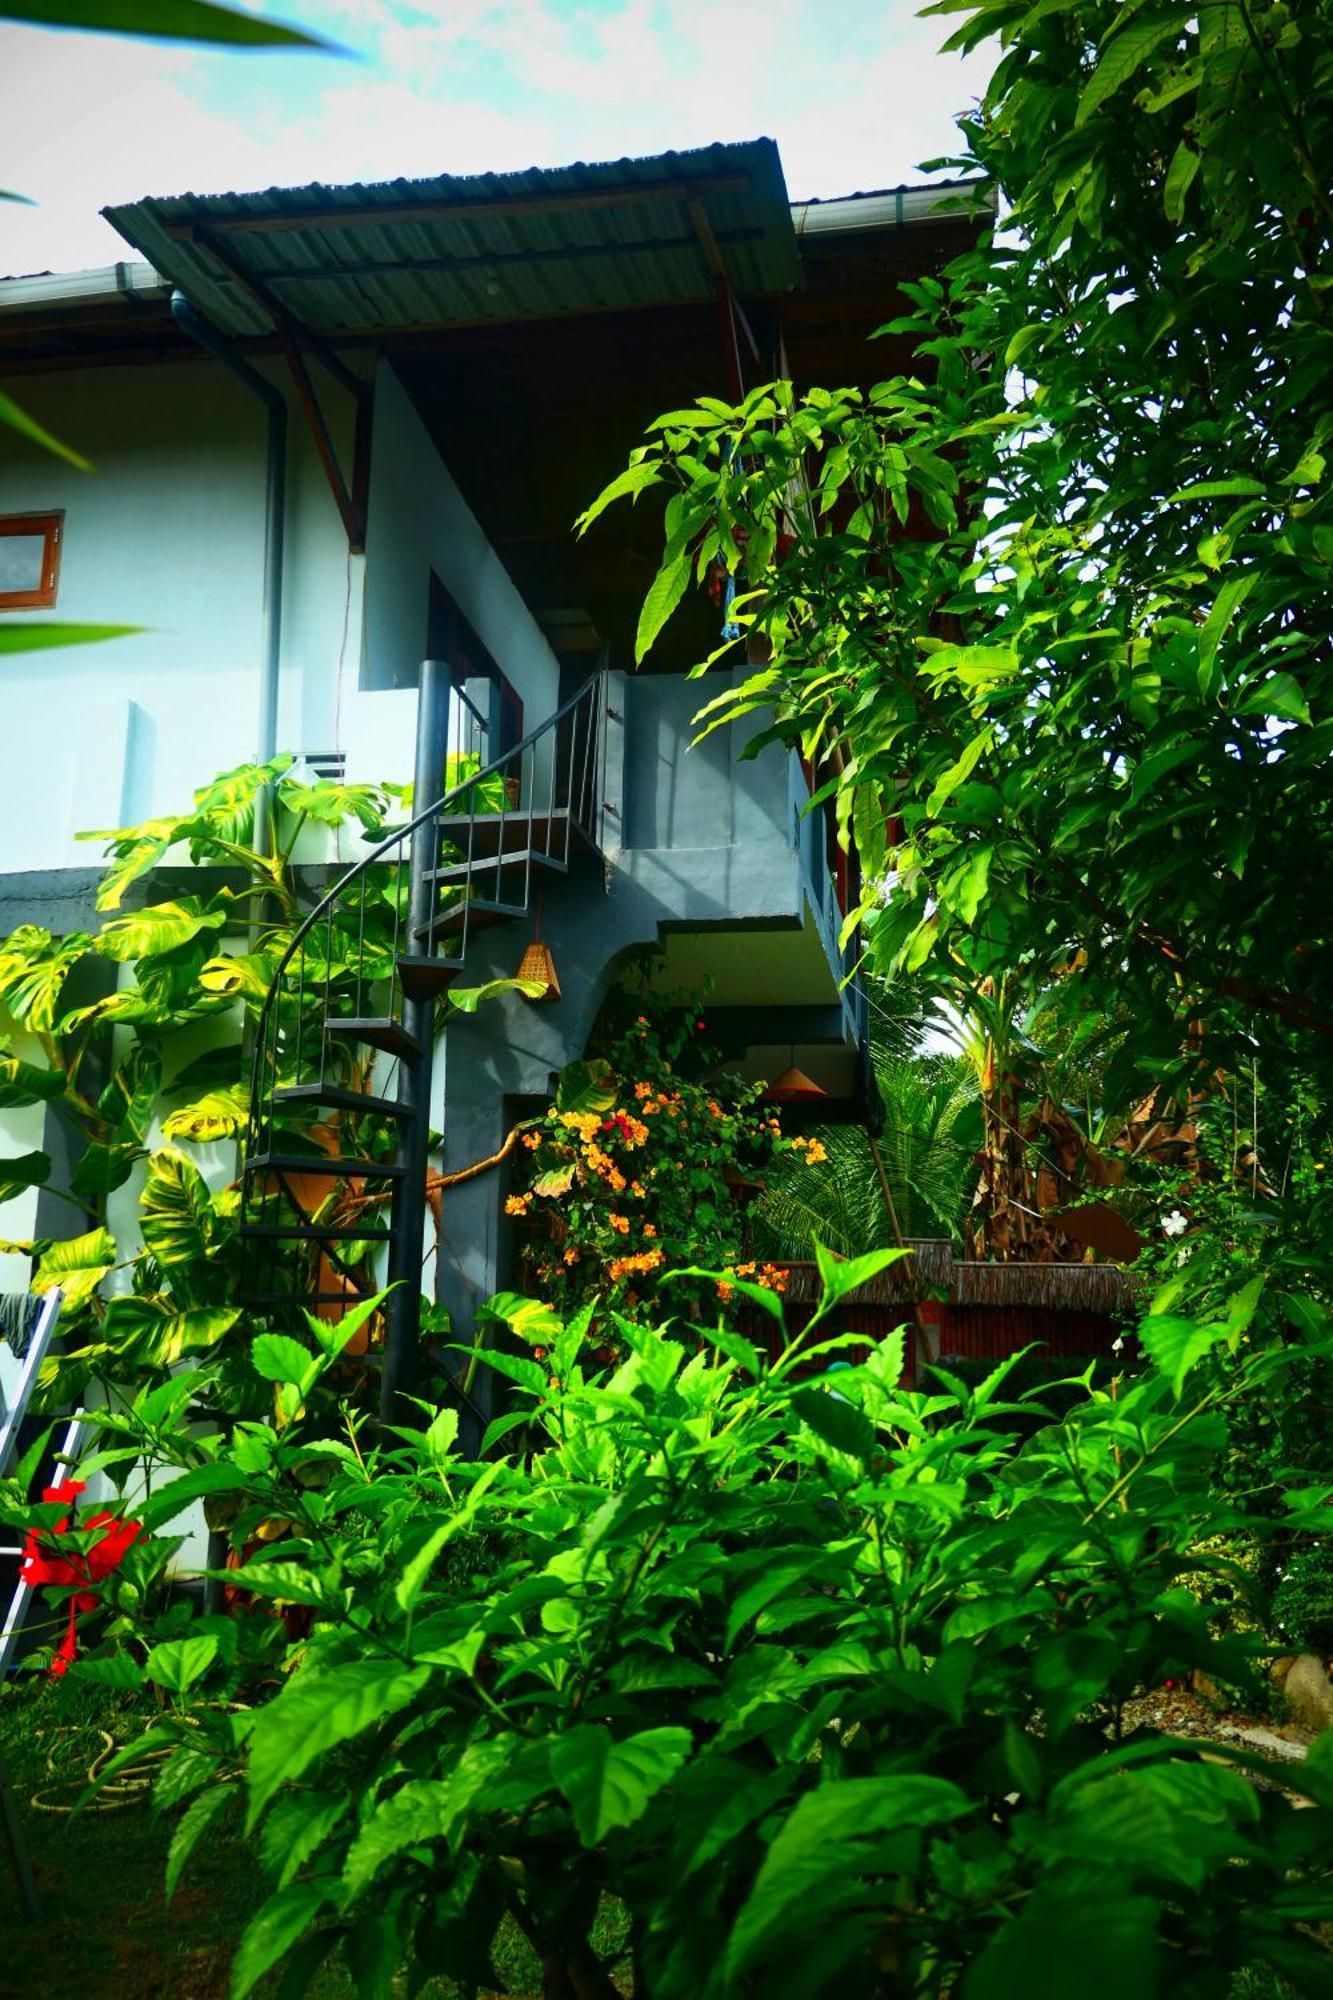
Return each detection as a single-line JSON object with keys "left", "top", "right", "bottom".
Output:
{"left": 0, "top": 1678, "right": 624, "bottom": 2000}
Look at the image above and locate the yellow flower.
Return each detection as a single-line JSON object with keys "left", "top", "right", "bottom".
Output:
{"left": 716, "top": 1279, "right": 734, "bottom": 1303}
{"left": 634, "top": 1081, "right": 653, "bottom": 1101}
{"left": 804, "top": 1139, "right": 828, "bottom": 1165}
{"left": 522, "top": 1131, "right": 541, "bottom": 1150}
{"left": 609, "top": 1213, "right": 630, "bottom": 1234}
{"left": 631, "top": 1181, "right": 646, "bottom": 1200}
{"left": 504, "top": 1194, "right": 530, "bottom": 1216}
{"left": 563, "top": 1245, "right": 579, "bottom": 1265}
{"left": 644, "top": 1224, "right": 657, "bottom": 1239}
{"left": 609, "top": 1169, "right": 628, "bottom": 1193}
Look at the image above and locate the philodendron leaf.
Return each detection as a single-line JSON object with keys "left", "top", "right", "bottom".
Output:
{"left": 31, "top": 1226, "right": 116, "bottom": 1309}
{"left": 0, "top": 1149, "right": 51, "bottom": 1204}
{"left": 139, "top": 1149, "right": 215, "bottom": 1266}
{"left": 550, "top": 1724, "right": 693, "bottom": 1846}
{"left": 0, "top": 1051, "right": 65, "bottom": 1108}
{"left": 555, "top": 1058, "right": 617, "bottom": 1116}
{"left": 447, "top": 976, "right": 548, "bottom": 1013}
{"left": 93, "top": 897, "right": 227, "bottom": 963}
{"left": 161, "top": 1084, "right": 249, "bottom": 1143}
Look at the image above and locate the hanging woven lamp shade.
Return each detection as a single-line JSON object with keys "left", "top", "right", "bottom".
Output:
{"left": 764, "top": 1064, "right": 827, "bottom": 1104}
{"left": 516, "top": 939, "right": 561, "bottom": 1001}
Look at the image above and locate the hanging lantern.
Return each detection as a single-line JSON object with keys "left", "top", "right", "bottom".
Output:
{"left": 517, "top": 939, "right": 561, "bottom": 1001}
{"left": 764, "top": 1064, "right": 827, "bottom": 1104}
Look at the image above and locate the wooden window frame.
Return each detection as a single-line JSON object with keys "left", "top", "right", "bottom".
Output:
{"left": 0, "top": 510, "right": 63, "bottom": 610}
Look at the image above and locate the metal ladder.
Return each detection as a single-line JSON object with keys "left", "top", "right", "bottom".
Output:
{"left": 0, "top": 1287, "right": 72, "bottom": 1920}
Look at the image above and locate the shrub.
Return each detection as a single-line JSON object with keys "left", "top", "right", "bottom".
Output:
{"left": 9, "top": 1255, "right": 1333, "bottom": 1997}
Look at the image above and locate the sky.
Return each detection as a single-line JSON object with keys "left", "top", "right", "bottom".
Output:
{"left": 0, "top": 0, "right": 994, "bottom": 277}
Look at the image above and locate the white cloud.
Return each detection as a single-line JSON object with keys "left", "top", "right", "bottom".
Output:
{"left": 0, "top": 0, "right": 993, "bottom": 275}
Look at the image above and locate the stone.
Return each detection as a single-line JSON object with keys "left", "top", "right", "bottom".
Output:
{"left": 1282, "top": 1654, "right": 1333, "bottom": 1735}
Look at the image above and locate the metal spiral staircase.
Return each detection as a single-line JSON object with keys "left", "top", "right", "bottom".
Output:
{"left": 240, "top": 660, "right": 609, "bottom": 1417}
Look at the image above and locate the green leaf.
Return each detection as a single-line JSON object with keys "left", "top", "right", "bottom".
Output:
{"left": 229, "top": 1881, "right": 331, "bottom": 2000}
{"left": 555, "top": 1058, "right": 617, "bottom": 1115}
{"left": 550, "top": 1725, "right": 692, "bottom": 1846}
{"left": 1163, "top": 139, "right": 1200, "bottom": 223}
{"left": 1138, "top": 1312, "right": 1231, "bottom": 1397}
{"left": 575, "top": 459, "right": 663, "bottom": 535}
{"left": 161, "top": 1084, "right": 249, "bottom": 1143}
{"left": 246, "top": 1660, "right": 432, "bottom": 1825}
{"left": 251, "top": 1332, "right": 319, "bottom": 1387}
{"left": 0, "top": 1149, "right": 51, "bottom": 1204}
{"left": 1196, "top": 572, "right": 1257, "bottom": 697}
{"left": 104, "top": 1297, "right": 239, "bottom": 1367}
{"left": 0, "top": 622, "right": 137, "bottom": 654}
{"left": 962, "top": 1888, "right": 1161, "bottom": 1998}
{"left": 917, "top": 642, "right": 1019, "bottom": 688}
{"left": 3, "top": 0, "right": 330, "bottom": 48}
{"left": 447, "top": 975, "right": 547, "bottom": 1013}
{"left": 791, "top": 1385, "right": 876, "bottom": 1461}
{"left": 728, "top": 1776, "right": 970, "bottom": 1976}
{"left": 478, "top": 1292, "right": 564, "bottom": 1345}
{"left": 136, "top": 1462, "right": 252, "bottom": 1532}
{"left": 165, "top": 1785, "right": 233, "bottom": 1905}
{"left": 0, "top": 388, "right": 91, "bottom": 469}
{"left": 0, "top": 1051, "right": 65, "bottom": 1108}
{"left": 343, "top": 1745, "right": 509, "bottom": 1897}
{"left": 147, "top": 1634, "right": 219, "bottom": 1694}
{"left": 1077, "top": 10, "right": 1183, "bottom": 126}
{"left": 94, "top": 897, "right": 227, "bottom": 963}
{"left": 32, "top": 1226, "right": 116, "bottom": 1309}
{"left": 1167, "top": 477, "right": 1267, "bottom": 503}
{"left": 812, "top": 1240, "right": 910, "bottom": 1318}
{"left": 139, "top": 1149, "right": 214, "bottom": 1266}
{"left": 635, "top": 551, "right": 692, "bottom": 663}
{"left": 1236, "top": 672, "right": 1310, "bottom": 724}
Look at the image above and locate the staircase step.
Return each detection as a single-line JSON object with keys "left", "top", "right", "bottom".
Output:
{"left": 242, "top": 1221, "right": 393, "bottom": 1243}
{"left": 396, "top": 954, "right": 463, "bottom": 1000}
{"left": 413, "top": 898, "right": 525, "bottom": 945}
{"left": 436, "top": 807, "right": 570, "bottom": 859}
{"left": 427, "top": 848, "right": 567, "bottom": 887}
{"left": 246, "top": 1152, "right": 405, "bottom": 1180}
{"left": 324, "top": 1016, "right": 423, "bottom": 1061}
{"left": 274, "top": 1083, "right": 407, "bottom": 1119}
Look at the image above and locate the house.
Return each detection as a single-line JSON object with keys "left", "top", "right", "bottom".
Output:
{"left": 0, "top": 140, "right": 986, "bottom": 1400}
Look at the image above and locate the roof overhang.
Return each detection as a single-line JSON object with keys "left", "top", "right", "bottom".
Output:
{"left": 102, "top": 138, "right": 802, "bottom": 343}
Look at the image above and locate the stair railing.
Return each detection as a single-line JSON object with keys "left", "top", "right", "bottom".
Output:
{"left": 239, "top": 665, "right": 609, "bottom": 1379}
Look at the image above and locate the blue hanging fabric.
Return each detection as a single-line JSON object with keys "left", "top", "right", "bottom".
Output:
{"left": 721, "top": 567, "right": 741, "bottom": 642}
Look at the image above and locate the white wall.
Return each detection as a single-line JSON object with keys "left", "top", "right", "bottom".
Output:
{"left": 361, "top": 361, "right": 561, "bottom": 729}
{"left": 0, "top": 354, "right": 358, "bottom": 872}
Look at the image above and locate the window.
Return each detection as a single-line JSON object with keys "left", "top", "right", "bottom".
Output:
{"left": 0, "top": 511, "right": 63, "bottom": 610}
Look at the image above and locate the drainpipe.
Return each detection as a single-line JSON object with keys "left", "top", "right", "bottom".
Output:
{"left": 169, "top": 290, "right": 286, "bottom": 858}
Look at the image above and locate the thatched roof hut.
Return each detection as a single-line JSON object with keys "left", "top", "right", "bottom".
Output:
{"left": 778, "top": 1242, "right": 1135, "bottom": 1317}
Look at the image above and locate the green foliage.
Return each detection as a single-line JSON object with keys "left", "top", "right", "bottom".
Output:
{"left": 14, "top": 1262, "right": 1333, "bottom": 1997}
{"left": 590, "top": 0, "right": 1333, "bottom": 1118}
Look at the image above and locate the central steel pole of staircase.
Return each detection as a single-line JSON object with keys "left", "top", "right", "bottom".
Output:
{"left": 381, "top": 657, "right": 451, "bottom": 1423}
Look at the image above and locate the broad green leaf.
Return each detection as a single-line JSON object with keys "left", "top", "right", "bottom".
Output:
{"left": 812, "top": 1240, "right": 910, "bottom": 1318}
{"left": 478, "top": 1292, "right": 564, "bottom": 1344}
{"left": 0, "top": 926, "right": 91, "bottom": 1032}
{"left": 343, "top": 1745, "right": 510, "bottom": 1896}
{"left": 162, "top": 1084, "right": 249, "bottom": 1143}
{"left": 246, "top": 1660, "right": 431, "bottom": 1824}
{"left": 32, "top": 1226, "right": 116, "bottom": 1309}
{"left": 1077, "top": 10, "right": 1183, "bottom": 126}
{"left": 251, "top": 1332, "right": 318, "bottom": 1387}
{"left": 1163, "top": 138, "right": 1200, "bottom": 223}
{"left": 791, "top": 1384, "right": 876, "bottom": 1461}
{"left": 139, "top": 1149, "right": 214, "bottom": 1266}
{"left": 728, "top": 1776, "right": 970, "bottom": 1976}
{"left": 555, "top": 1058, "right": 617, "bottom": 1116}
{"left": 0, "top": 1149, "right": 51, "bottom": 1204}
{"left": 147, "top": 1634, "right": 219, "bottom": 1694}
{"left": 550, "top": 1724, "right": 692, "bottom": 1846}
{"left": 105, "top": 1297, "right": 239, "bottom": 1367}
{"left": 1196, "top": 572, "right": 1257, "bottom": 697}
{"left": 136, "top": 1462, "right": 252, "bottom": 1531}
{"left": 1138, "top": 1312, "right": 1231, "bottom": 1396}
{"left": 0, "top": 1051, "right": 65, "bottom": 1108}
{"left": 70, "top": 1139, "right": 145, "bottom": 1199}
{"left": 94, "top": 898, "right": 227, "bottom": 963}
{"left": 1167, "top": 477, "right": 1267, "bottom": 503}
{"left": 2, "top": 0, "right": 329, "bottom": 48}
{"left": 0, "top": 622, "right": 136, "bottom": 654}
{"left": 962, "top": 1888, "right": 1161, "bottom": 1997}
{"left": 165, "top": 1785, "right": 233, "bottom": 1905}
{"left": 635, "top": 551, "right": 692, "bottom": 663}
{"left": 448, "top": 975, "right": 547, "bottom": 1013}
{"left": 229, "top": 1881, "right": 330, "bottom": 2000}
{"left": 575, "top": 459, "right": 663, "bottom": 535}
{"left": 1236, "top": 673, "right": 1310, "bottom": 724}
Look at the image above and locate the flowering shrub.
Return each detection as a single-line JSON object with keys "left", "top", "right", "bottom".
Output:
{"left": 507, "top": 1006, "right": 816, "bottom": 1336}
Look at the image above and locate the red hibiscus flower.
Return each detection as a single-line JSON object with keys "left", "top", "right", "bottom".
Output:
{"left": 20, "top": 1479, "right": 143, "bottom": 1677}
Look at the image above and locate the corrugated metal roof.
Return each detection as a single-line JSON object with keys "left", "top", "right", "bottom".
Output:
{"left": 103, "top": 138, "right": 800, "bottom": 341}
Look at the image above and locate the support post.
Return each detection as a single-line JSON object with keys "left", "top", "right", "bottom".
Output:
{"left": 381, "top": 658, "right": 451, "bottom": 1423}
